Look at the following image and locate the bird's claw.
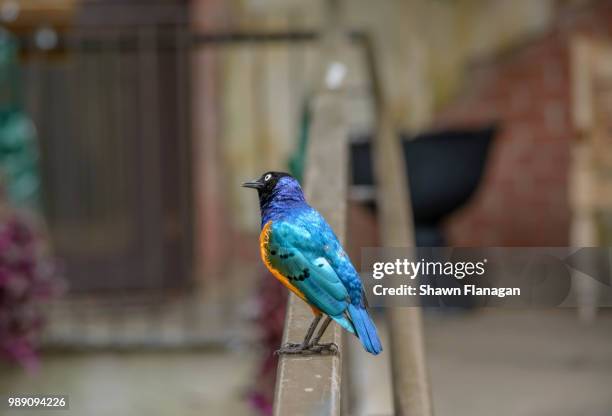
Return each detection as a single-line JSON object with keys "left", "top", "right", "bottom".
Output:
{"left": 274, "top": 343, "right": 309, "bottom": 355}
{"left": 280, "top": 342, "right": 302, "bottom": 348}
{"left": 274, "top": 342, "right": 339, "bottom": 356}
{"left": 308, "top": 342, "right": 339, "bottom": 355}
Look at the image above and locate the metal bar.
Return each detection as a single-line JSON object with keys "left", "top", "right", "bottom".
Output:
{"left": 15, "top": 31, "right": 368, "bottom": 54}
{"left": 362, "top": 34, "right": 434, "bottom": 416}
{"left": 137, "top": 26, "right": 164, "bottom": 289}
{"left": 273, "top": 90, "right": 348, "bottom": 416}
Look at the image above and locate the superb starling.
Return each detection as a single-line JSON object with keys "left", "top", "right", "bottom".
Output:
{"left": 243, "top": 172, "right": 382, "bottom": 355}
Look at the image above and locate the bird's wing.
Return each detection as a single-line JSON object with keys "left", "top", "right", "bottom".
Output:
{"left": 299, "top": 212, "right": 381, "bottom": 354}
{"left": 305, "top": 210, "right": 366, "bottom": 304}
{"left": 264, "top": 220, "right": 350, "bottom": 317}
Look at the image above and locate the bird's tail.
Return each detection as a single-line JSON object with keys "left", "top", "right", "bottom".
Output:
{"left": 347, "top": 304, "right": 382, "bottom": 355}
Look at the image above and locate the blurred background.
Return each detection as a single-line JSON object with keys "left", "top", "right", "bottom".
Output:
{"left": 0, "top": 0, "right": 611, "bottom": 415}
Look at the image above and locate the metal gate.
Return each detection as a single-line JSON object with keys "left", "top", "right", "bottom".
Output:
{"left": 22, "top": 6, "right": 193, "bottom": 293}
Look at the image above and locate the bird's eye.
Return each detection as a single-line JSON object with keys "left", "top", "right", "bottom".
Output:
{"left": 264, "top": 173, "right": 272, "bottom": 181}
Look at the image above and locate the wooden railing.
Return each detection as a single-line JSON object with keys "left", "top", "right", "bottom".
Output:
{"left": 272, "top": 29, "right": 433, "bottom": 416}
{"left": 272, "top": 89, "right": 348, "bottom": 416}
{"left": 364, "top": 34, "right": 434, "bottom": 416}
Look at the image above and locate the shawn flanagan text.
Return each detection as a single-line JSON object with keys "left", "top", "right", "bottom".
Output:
{"left": 373, "top": 284, "right": 521, "bottom": 298}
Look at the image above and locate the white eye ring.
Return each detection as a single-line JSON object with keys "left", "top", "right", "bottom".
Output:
{"left": 264, "top": 173, "right": 272, "bottom": 181}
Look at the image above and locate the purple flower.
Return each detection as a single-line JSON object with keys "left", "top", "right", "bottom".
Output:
{"left": 0, "top": 215, "right": 62, "bottom": 369}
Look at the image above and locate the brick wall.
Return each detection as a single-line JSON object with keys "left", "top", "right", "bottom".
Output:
{"left": 435, "top": 0, "right": 612, "bottom": 246}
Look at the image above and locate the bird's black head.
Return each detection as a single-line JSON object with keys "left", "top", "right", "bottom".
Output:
{"left": 242, "top": 171, "right": 304, "bottom": 210}
{"left": 242, "top": 171, "right": 292, "bottom": 195}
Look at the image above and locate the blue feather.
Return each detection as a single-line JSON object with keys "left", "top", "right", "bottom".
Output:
{"left": 348, "top": 304, "right": 382, "bottom": 355}
{"left": 330, "top": 314, "right": 355, "bottom": 334}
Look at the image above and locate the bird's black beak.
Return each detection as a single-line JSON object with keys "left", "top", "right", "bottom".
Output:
{"left": 242, "top": 179, "right": 264, "bottom": 190}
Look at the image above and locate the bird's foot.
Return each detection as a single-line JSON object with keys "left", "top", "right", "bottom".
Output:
{"left": 282, "top": 342, "right": 302, "bottom": 348}
{"left": 274, "top": 342, "right": 310, "bottom": 355}
{"left": 307, "top": 342, "right": 339, "bottom": 355}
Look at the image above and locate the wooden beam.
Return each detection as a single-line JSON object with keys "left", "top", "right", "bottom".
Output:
{"left": 374, "top": 110, "right": 433, "bottom": 416}
{"left": 361, "top": 32, "right": 434, "bottom": 416}
{"left": 274, "top": 2, "right": 349, "bottom": 412}
{"left": 1, "top": 0, "right": 77, "bottom": 33}
{"left": 273, "top": 90, "right": 348, "bottom": 416}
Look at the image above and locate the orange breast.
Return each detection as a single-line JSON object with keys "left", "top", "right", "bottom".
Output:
{"left": 259, "top": 221, "right": 320, "bottom": 315}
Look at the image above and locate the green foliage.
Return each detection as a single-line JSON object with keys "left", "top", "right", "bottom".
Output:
{"left": 288, "top": 101, "right": 311, "bottom": 183}
{"left": 0, "top": 28, "right": 41, "bottom": 211}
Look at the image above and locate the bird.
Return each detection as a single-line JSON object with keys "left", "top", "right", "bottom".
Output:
{"left": 243, "top": 171, "right": 382, "bottom": 355}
